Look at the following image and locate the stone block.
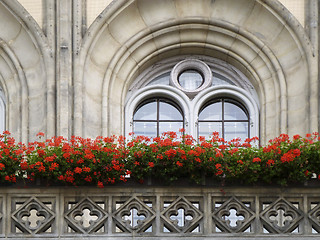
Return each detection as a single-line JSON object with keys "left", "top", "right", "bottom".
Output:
{"left": 108, "top": 2, "right": 147, "bottom": 44}
{"left": 271, "top": 28, "right": 304, "bottom": 70}
{"left": 250, "top": 54, "right": 273, "bottom": 81}
{"left": 210, "top": 0, "right": 256, "bottom": 26}
{"left": 206, "top": 27, "right": 237, "bottom": 51}
{"left": 243, "top": 2, "right": 284, "bottom": 45}
{"left": 137, "top": 0, "right": 177, "bottom": 26}
{"left": 116, "top": 55, "right": 138, "bottom": 82}
{"left": 0, "top": 54, "right": 14, "bottom": 80}
{"left": 286, "top": 63, "right": 308, "bottom": 98}
{"left": 179, "top": 25, "right": 209, "bottom": 43}
{"left": 9, "top": 29, "right": 40, "bottom": 69}
{"left": 0, "top": 4, "right": 22, "bottom": 42}
{"left": 129, "top": 38, "right": 158, "bottom": 65}
{"left": 230, "top": 37, "right": 260, "bottom": 65}
{"left": 90, "top": 28, "right": 121, "bottom": 68}
{"left": 175, "top": 0, "right": 211, "bottom": 18}
{"left": 153, "top": 27, "right": 180, "bottom": 50}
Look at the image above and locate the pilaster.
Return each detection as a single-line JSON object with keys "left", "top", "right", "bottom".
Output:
{"left": 56, "top": 0, "right": 73, "bottom": 138}
{"left": 304, "top": 0, "right": 319, "bottom": 133}
{"left": 43, "top": 0, "right": 56, "bottom": 138}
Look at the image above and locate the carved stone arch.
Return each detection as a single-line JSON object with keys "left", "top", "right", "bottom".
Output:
{"left": 0, "top": 73, "right": 8, "bottom": 133}
{"left": 0, "top": 39, "right": 28, "bottom": 142}
{"left": 77, "top": 0, "right": 315, "bottom": 143}
{"left": 0, "top": 0, "right": 55, "bottom": 140}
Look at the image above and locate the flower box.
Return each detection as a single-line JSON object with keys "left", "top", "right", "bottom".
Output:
{"left": 0, "top": 131, "right": 319, "bottom": 188}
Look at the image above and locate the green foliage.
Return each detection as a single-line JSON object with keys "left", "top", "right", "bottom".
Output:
{"left": 1, "top": 131, "right": 320, "bottom": 187}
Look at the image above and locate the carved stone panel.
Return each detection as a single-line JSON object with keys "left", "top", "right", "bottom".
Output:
{"left": 11, "top": 196, "right": 55, "bottom": 235}
{"left": 64, "top": 197, "right": 108, "bottom": 234}
{"left": 260, "top": 198, "right": 303, "bottom": 234}
{"left": 161, "top": 196, "right": 203, "bottom": 233}
{"left": 213, "top": 197, "right": 255, "bottom": 233}
{"left": 112, "top": 196, "right": 155, "bottom": 233}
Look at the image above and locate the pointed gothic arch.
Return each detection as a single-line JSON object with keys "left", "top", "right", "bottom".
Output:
{"left": 0, "top": 0, "right": 54, "bottom": 141}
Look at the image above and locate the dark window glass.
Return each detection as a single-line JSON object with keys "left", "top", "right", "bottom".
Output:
{"left": 133, "top": 98, "right": 184, "bottom": 137}
{"left": 198, "top": 98, "right": 249, "bottom": 141}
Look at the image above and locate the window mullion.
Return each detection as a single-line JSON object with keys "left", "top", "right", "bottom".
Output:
{"left": 222, "top": 99, "right": 225, "bottom": 139}
{"left": 157, "top": 99, "right": 160, "bottom": 136}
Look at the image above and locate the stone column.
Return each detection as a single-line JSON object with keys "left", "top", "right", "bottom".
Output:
{"left": 54, "top": 0, "right": 86, "bottom": 138}
{"left": 305, "top": 0, "right": 319, "bottom": 133}
{"left": 56, "top": 0, "right": 73, "bottom": 138}
{"left": 43, "top": 0, "right": 56, "bottom": 138}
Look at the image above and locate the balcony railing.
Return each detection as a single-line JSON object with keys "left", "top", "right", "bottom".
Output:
{"left": 0, "top": 184, "right": 320, "bottom": 239}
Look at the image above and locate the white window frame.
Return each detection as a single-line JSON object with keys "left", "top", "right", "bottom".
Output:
{"left": 125, "top": 85, "right": 190, "bottom": 139}
{"left": 192, "top": 85, "right": 259, "bottom": 139}
{"left": 125, "top": 57, "right": 260, "bottom": 140}
{"left": 125, "top": 85, "right": 259, "bottom": 140}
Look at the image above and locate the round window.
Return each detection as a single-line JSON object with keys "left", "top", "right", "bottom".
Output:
{"left": 178, "top": 70, "right": 203, "bottom": 91}
{"left": 170, "top": 59, "right": 212, "bottom": 98}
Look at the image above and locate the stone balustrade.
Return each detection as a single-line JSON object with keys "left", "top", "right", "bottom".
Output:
{"left": 0, "top": 184, "right": 319, "bottom": 239}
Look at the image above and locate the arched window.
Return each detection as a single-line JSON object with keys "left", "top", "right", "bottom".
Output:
{"left": 126, "top": 57, "right": 259, "bottom": 140}
{"left": 133, "top": 98, "right": 184, "bottom": 137}
{"left": 198, "top": 98, "right": 250, "bottom": 141}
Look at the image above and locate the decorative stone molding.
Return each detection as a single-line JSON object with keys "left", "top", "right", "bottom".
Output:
{"left": 0, "top": 186, "right": 320, "bottom": 239}
{"left": 64, "top": 197, "right": 108, "bottom": 234}
{"left": 113, "top": 196, "right": 155, "bottom": 233}
{"left": 213, "top": 197, "right": 255, "bottom": 233}
{"left": 170, "top": 59, "right": 212, "bottom": 98}
{"left": 10, "top": 196, "right": 56, "bottom": 236}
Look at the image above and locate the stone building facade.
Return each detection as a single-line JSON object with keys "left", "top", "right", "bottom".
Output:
{"left": 1, "top": 1, "right": 320, "bottom": 239}
{"left": 0, "top": 0, "right": 318, "bottom": 143}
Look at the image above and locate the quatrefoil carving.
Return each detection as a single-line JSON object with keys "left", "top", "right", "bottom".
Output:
{"left": 260, "top": 198, "right": 303, "bottom": 233}
{"left": 161, "top": 197, "right": 203, "bottom": 233}
{"left": 308, "top": 203, "right": 320, "bottom": 232}
{"left": 121, "top": 207, "right": 147, "bottom": 228}
{"left": 70, "top": 205, "right": 102, "bottom": 230}
{"left": 113, "top": 197, "right": 155, "bottom": 233}
{"left": 12, "top": 197, "right": 55, "bottom": 234}
{"left": 20, "top": 208, "right": 46, "bottom": 230}
{"left": 169, "top": 207, "right": 194, "bottom": 227}
{"left": 65, "top": 197, "right": 108, "bottom": 234}
{"left": 213, "top": 197, "right": 254, "bottom": 233}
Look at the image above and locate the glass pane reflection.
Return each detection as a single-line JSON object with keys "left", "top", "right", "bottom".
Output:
{"left": 159, "top": 122, "right": 183, "bottom": 135}
{"left": 224, "top": 102, "right": 247, "bottom": 120}
{"left": 134, "top": 102, "right": 157, "bottom": 120}
{"left": 133, "top": 122, "right": 157, "bottom": 137}
{"left": 224, "top": 122, "right": 248, "bottom": 141}
{"left": 133, "top": 98, "right": 184, "bottom": 138}
{"left": 198, "top": 122, "right": 222, "bottom": 139}
{"left": 199, "top": 102, "right": 222, "bottom": 121}
{"left": 147, "top": 73, "right": 170, "bottom": 86}
{"left": 159, "top": 102, "right": 183, "bottom": 120}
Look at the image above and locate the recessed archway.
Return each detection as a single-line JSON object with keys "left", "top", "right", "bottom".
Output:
{"left": 76, "top": 0, "right": 316, "bottom": 143}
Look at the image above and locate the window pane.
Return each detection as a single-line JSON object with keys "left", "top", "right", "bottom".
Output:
{"left": 134, "top": 102, "right": 157, "bottom": 120}
{"left": 212, "top": 72, "right": 235, "bottom": 86}
{"left": 179, "top": 70, "right": 203, "bottom": 90}
{"left": 159, "top": 122, "right": 183, "bottom": 135}
{"left": 224, "top": 122, "right": 248, "bottom": 141}
{"left": 198, "top": 122, "right": 222, "bottom": 139}
{"left": 224, "top": 102, "right": 247, "bottom": 120}
{"left": 159, "top": 102, "right": 183, "bottom": 120}
{"left": 199, "top": 102, "right": 222, "bottom": 120}
{"left": 147, "top": 73, "right": 170, "bottom": 86}
{"left": 133, "top": 122, "right": 157, "bottom": 137}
